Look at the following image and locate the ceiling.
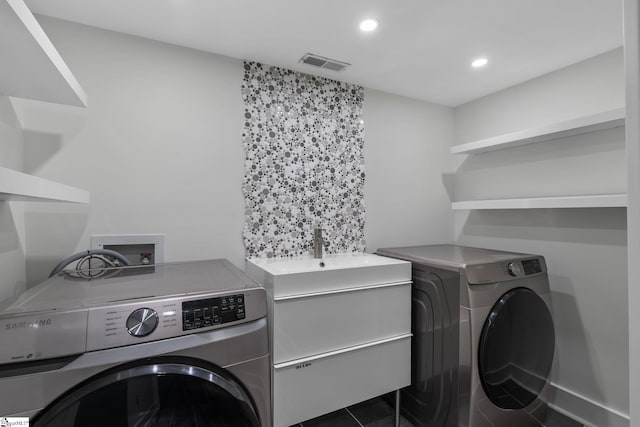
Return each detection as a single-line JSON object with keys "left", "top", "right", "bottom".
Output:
{"left": 24, "top": 0, "right": 623, "bottom": 107}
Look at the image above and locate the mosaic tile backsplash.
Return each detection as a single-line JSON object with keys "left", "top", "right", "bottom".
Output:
{"left": 242, "top": 62, "right": 366, "bottom": 258}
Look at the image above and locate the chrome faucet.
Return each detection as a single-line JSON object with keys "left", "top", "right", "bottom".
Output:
{"left": 313, "top": 228, "right": 324, "bottom": 259}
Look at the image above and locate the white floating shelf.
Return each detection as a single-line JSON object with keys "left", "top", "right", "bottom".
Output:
{"left": 451, "top": 108, "right": 625, "bottom": 155}
{"left": 451, "top": 194, "right": 627, "bottom": 210}
{"left": 0, "top": 167, "right": 89, "bottom": 203}
{"left": 0, "top": 0, "right": 87, "bottom": 107}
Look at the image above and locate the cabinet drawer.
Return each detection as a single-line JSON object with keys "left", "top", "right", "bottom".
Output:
{"left": 273, "top": 335, "right": 411, "bottom": 427}
{"left": 273, "top": 282, "right": 411, "bottom": 363}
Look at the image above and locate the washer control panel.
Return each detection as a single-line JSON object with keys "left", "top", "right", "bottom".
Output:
{"left": 182, "top": 294, "right": 246, "bottom": 331}
{"left": 86, "top": 289, "right": 264, "bottom": 352}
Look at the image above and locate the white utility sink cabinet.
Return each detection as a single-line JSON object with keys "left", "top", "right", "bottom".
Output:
{"left": 247, "top": 253, "right": 412, "bottom": 427}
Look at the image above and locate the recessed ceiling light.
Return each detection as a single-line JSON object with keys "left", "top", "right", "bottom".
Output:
{"left": 359, "top": 18, "right": 379, "bottom": 32}
{"left": 471, "top": 58, "right": 488, "bottom": 68}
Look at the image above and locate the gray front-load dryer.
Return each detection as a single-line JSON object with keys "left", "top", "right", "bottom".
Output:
{"left": 0, "top": 260, "right": 271, "bottom": 426}
{"left": 377, "top": 245, "right": 555, "bottom": 427}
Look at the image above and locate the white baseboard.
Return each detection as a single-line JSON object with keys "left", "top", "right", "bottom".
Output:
{"left": 548, "top": 382, "right": 629, "bottom": 427}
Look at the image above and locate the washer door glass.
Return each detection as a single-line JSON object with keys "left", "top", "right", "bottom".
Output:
{"left": 478, "top": 287, "right": 555, "bottom": 410}
{"left": 32, "top": 357, "right": 261, "bottom": 427}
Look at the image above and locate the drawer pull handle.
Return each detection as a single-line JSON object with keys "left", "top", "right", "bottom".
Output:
{"left": 274, "top": 281, "right": 412, "bottom": 301}
{"left": 274, "top": 333, "right": 412, "bottom": 370}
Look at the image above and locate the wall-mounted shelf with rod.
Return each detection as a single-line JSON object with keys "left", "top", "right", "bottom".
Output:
{"left": 0, "top": 0, "right": 87, "bottom": 107}
{"left": 451, "top": 194, "right": 627, "bottom": 210}
{"left": 450, "top": 108, "right": 625, "bottom": 155}
{"left": 0, "top": 167, "right": 89, "bottom": 203}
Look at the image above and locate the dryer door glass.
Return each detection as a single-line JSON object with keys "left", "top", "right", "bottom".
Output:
{"left": 478, "top": 287, "right": 555, "bottom": 409}
{"left": 32, "top": 357, "right": 261, "bottom": 427}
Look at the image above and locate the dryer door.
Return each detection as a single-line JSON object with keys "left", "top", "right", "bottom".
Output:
{"left": 32, "top": 357, "right": 261, "bottom": 427}
{"left": 478, "top": 287, "right": 554, "bottom": 410}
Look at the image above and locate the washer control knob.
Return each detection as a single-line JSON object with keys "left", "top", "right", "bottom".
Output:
{"left": 126, "top": 308, "right": 159, "bottom": 337}
{"left": 507, "top": 262, "right": 521, "bottom": 277}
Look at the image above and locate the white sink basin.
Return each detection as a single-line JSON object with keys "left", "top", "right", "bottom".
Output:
{"left": 246, "top": 253, "right": 411, "bottom": 298}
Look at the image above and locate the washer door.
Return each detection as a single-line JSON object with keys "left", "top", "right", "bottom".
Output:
{"left": 478, "top": 287, "right": 555, "bottom": 409}
{"left": 32, "top": 357, "right": 261, "bottom": 427}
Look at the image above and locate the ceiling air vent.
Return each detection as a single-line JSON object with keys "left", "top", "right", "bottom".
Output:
{"left": 299, "top": 53, "right": 350, "bottom": 72}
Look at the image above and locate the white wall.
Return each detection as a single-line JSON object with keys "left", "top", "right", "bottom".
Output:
{"left": 363, "top": 89, "right": 454, "bottom": 251}
{"left": 20, "top": 16, "right": 247, "bottom": 284}
{"left": 454, "top": 48, "right": 629, "bottom": 427}
{"left": 0, "top": 96, "right": 26, "bottom": 303}
{"left": 624, "top": 2, "right": 640, "bottom": 426}
{"left": 18, "top": 16, "right": 454, "bottom": 286}
{"left": 455, "top": 48, "right": 624, "bottom": 143}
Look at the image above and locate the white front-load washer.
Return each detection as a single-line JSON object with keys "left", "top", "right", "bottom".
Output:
{"left": 0, "top": 259, "right": 271, "bottom": 426}
{"left": 377, "top": 245, "right": 555, "bottom": 427}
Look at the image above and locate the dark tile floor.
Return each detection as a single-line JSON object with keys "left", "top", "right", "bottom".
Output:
{"left": 290, "top": 395, "right": 587, "bottom": 427}
{"left": 537, "top": 408, "right": 587, "bottom": 427}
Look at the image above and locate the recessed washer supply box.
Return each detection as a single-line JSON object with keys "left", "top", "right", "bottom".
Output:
{"left": 246, "top": 253, "right": 412, "bottom": 427}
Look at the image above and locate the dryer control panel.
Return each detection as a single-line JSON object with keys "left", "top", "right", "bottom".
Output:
{"left": 465, "top": 256, "right": 547, "bottom": 284}
{"left": 182, "top": 294, "right": 246, "bottom": 331}
{"left": 521, "top": 258, "right": 543, "bottom": 275}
